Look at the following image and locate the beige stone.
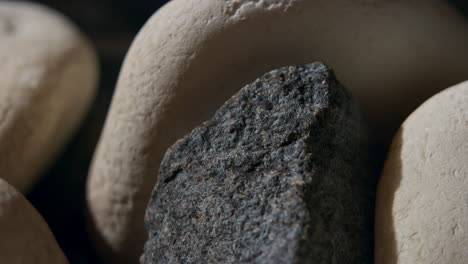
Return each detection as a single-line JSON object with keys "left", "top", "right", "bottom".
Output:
{"left": 0, "top": 2, "right": 98, "bottom": 192}
{"left": 375, "top": 82, "right": 468, "bottom": 263}
{"left": 86, "top": 0, "right": 468, "bottom": 262}
{"left": 0, "top": 177, "right": 69, "bottom": 264}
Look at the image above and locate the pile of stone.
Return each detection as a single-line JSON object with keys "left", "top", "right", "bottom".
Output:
{"left": 0, "top": 1, "right": 467, "bottom": 264}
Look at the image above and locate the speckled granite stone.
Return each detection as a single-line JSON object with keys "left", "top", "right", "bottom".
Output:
{"left": 143, "top": 62, "right": 376, "bottom": 264}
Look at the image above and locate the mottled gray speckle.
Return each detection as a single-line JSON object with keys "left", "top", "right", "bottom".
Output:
{"left": 143, "top": 62, "right": 376, "bottom": 264}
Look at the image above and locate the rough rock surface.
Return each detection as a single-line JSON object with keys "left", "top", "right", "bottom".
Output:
{"left": 88, "top": 1, "right": 468, "bottom": 261}
{"left": 143, "top": 63, "right": 376, "bottom": 263}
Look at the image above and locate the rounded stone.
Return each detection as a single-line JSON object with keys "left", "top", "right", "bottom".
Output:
{"left": 0, "top": 177, "right": 69, "bottom": 263}
{"left": 0, "top": 2, "right": 98, "bottom": 192}
{"left": 375, "top": 82, "right": 468, "bottom": 263}
{"left": 86, "top": 0, "right": 468, "bottom": 262}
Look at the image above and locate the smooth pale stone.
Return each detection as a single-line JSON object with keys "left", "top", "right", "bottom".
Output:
{"left": 0, "top": 178, "right": 69, "bottom": 264}
{"left": 86, "top": 0, "right": 468, "bottom": 262}
{"left": 375, "top": 82, "right": 468, "bottom": 263}
{"left": 0, "top": 2, "right": 98, "bottom": 192}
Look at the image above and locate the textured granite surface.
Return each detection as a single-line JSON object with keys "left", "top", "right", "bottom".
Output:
{"left": 143, "top": 63, "right": 376, "bottom": 263}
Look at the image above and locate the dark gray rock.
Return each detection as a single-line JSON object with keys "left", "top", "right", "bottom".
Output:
{"left": 143, "top": 62, "right": 376, "bottom": 264}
